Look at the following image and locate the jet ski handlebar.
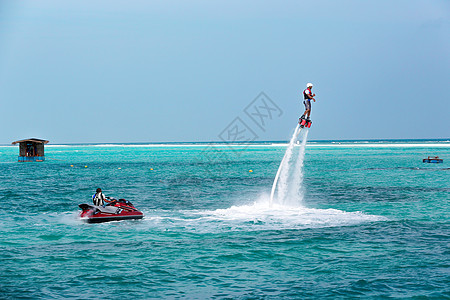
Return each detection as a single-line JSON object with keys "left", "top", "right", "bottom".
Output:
{"left": 105, "top": 197, "right": 134, "bottom": 207}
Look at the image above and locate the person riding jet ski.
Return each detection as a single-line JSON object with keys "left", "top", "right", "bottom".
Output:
{"left": 80, "top": 189, "right": 144, "bottom": 223}
{"left": 92, "top": 188, "right": 113, "bottom": 206}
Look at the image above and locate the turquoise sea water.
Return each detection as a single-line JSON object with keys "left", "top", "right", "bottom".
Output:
{"left": 0, "top": 138, "right": 449, "bottom": 298}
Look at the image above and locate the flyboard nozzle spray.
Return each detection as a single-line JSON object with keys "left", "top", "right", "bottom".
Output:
{"left": 270, "top": 118, "right": 311, "bottom": 206}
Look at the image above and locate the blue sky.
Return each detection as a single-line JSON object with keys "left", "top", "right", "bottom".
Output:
{"left": 0, "top": 0, "right": 449, "bottom": 144}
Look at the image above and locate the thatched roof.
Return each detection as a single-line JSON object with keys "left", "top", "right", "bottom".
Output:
{"left": 12, "top": 138, "right": 49, "bottom": 145}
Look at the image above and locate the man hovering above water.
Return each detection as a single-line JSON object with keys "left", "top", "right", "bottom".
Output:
{"left": 299, "top": 82, "right": 316, "bottom": 128}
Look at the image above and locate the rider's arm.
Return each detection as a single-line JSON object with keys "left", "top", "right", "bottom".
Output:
{"left": 104, "top": 196, "right": 117, "bottom": 203}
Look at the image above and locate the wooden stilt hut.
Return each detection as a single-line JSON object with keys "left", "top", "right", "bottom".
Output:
{"left": 12, "top": 138, "right": 49, "bottom": 162}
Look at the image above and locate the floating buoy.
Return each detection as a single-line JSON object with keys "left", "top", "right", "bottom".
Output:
{"left": 70, "top": 165, "right": 73, "bottom": 167}
{"left": 249, "top": 170, "right": 253, "bottom": 173}
{"left": 150, "top": 168, "right": 153, "bottom": 170}
{"left": 85, "top": 166, "right": 88, "bottom": 168}
{"left": 118, "top": 167, "right": 121, "bottom": 170}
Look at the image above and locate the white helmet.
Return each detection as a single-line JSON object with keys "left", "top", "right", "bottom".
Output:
{"left": 306, "top": 83, "right": 313, "bottom": 88}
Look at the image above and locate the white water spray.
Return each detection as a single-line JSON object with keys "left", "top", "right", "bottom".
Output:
{"left": 287, "top": 129, "right": 309, "bottom": 204}
{"left": 270, "top": 125, "right": 309, "bottom": 206}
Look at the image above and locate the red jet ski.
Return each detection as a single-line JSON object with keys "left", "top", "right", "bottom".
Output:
{"left": 79, "top": 198, "right": 144, "bottom": 223}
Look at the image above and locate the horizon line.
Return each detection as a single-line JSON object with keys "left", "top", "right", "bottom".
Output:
{"left": 1, "top": 138, "right": 450, "bottom": 146}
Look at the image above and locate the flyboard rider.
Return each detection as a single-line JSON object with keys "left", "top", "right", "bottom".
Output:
{"left": 299, "top": 82, "right": 316, "bottom": 128}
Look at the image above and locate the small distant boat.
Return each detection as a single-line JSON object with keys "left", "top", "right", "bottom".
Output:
{"left": 423, "top": 156, "right": 443, "bottom": 163}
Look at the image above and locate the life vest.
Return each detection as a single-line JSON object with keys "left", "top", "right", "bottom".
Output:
{"left": 93, "top": 192, "right": 105, "bottom": 206}
{"left": 303, "top": 88, "right": 312, "bottom": 100}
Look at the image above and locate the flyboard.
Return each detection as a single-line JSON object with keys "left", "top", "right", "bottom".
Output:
{"left": 269, "top": 118, "right": 311, "bottom": 205}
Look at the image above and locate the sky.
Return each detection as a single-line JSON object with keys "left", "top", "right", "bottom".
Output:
{"left": 0, "top": 0, "right": 449, "bottom": 144}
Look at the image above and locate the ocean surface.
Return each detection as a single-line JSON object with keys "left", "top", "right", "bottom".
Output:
{"left": 0, "top": 136, "right": 449, "bottom": 299}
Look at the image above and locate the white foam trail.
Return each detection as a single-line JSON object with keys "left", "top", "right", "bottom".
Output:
{"left": 59, "top": 212, "right": 83, "bottom": 225}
